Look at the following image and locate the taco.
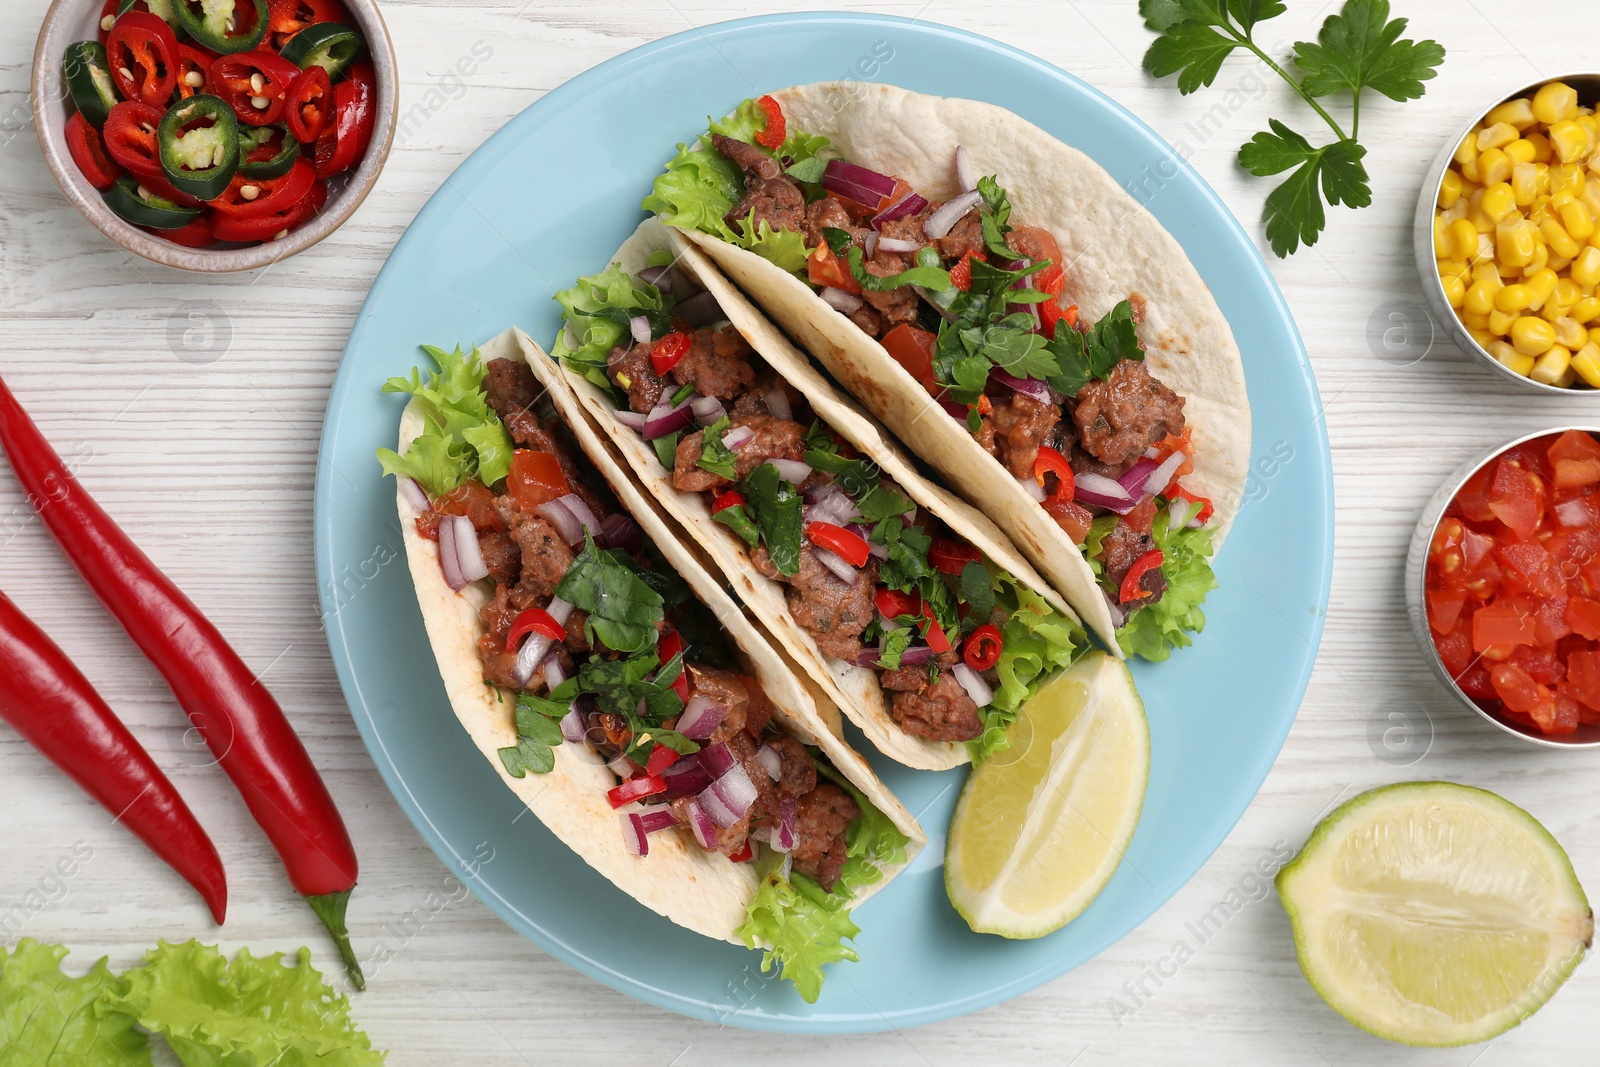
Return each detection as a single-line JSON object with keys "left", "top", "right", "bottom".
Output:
{"left": 642, "top": 84, "right": 1252, "bottom": 660}
{"left": 546, "top": 220, "right": 1089, "bottom": 771}
{"left": 377, "top": 327, "right": 923, "bottom": 1002}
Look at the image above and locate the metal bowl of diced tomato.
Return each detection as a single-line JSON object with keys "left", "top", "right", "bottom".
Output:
{"left": 1408, "top": 426, "right": 1600, "bottom": 746}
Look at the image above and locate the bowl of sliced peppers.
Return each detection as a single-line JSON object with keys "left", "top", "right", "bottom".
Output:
{"left": 31, "top": 0, "right": 396, "bottom": 271}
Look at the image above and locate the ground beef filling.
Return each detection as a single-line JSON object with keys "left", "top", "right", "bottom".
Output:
{"left": 1071, "top": 359, "right": 1186, "bottom": 468}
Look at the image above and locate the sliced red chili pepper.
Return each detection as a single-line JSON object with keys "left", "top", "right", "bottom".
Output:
{"left": 754, "top": 94, "right": 786, "bottom": 149}
{"left": 657, "top": 631, "right": 690, "bottom": 701}
{"left": 285, "top": 65, "right": 332, "bottom": 143}
{"left": 1119, "top": 549, "right": 1165, "bottom": 603}
{"left": 97, "top": 0, "right": 119, "bottom": 44}
{"left": 265, "top": 0, "right": 342, "bottom": 50}
{"left": 106, "top": 12, "right": 179, "bottom": 107}
{"left": 928, "top": 537, "right": 981, "bottom": 576}
{"left": 209, "top": 157, "right": 313, "bottom": 218}
{"left": 174, "top": 42, "right": 219, "bottom": 99}
{"left": 607, "top": 774, "right": 667, "bottom": 809}
{"left": 948, "top": 250, "right": 986, "bottom": 292}
{"left": 650, "top": 331, "right": 691, "bottom": 377}
{"left": 1041, "top": 300, "right": 1079, "bottom": 338}
{"left": 102, "top": 99, "right": 166, "bottom": 180}
{"left": 504, "top": 608, "right": 566, "bottom": 653}
{"left": 644, "top": 745, "right": 679, "bottom": 777}
{"left": 1034, "top": 263, "right": 1065, "bottom": 297}
{"left": 210, "top": 49, "right": 300, "bottom": 127}
{"left": 1033, "top": 445, "right": 1074, "bottom": 503}
{"left": 209, "top": 201, "right": 299, "bottom": 241}
{"left": 875, "top": 588, "right": 919, "bottom": 620}
{"left": 1171, "top": 486, "right": 1213, "bottom": 526}
{"left": 312, "top": 59, "right": 375, "bottom": 179}
{"left": 711, "top": 490, "right": 745, "bottom": 514}
{"left": 806, "top": 521, "right": 870, "bottom": 567}
{"left": 151, "top": 214, "right": 217, "bottom": 247}
{"left": 65, "top": 111, "right": 122, "bottom": 189}
{"left": 963, "top": 624, "right": 1004, "bottom": 671}
{"left": 920, "top": 603, "right": 953, "bottom": 654}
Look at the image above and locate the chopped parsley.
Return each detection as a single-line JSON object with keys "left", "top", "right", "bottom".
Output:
{"left": 555, "top": 534, "right": 665, "bottom": 654}
{"left": 740, "top": 462, "right": 803, "bottom": 576}
{"left": 695, "top": 416, "right": 740, "bottom": 481}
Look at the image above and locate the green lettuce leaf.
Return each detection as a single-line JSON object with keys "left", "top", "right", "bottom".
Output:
{"left": 376, "top": 344, "right": 512, "bottom": 497}
{"left": 0, "top": 939, "right": 152, "bottom": 1066}
{"left": 551, "top": 265, "right": 665, "bottom": 393}
{"left": 976, "top": 570, "right": 1088, "bottom": 762}
{"left": 103, "top": 940, "right": 383, "bottom": 1066}
{"left": 1116, "top": 511, "right": 1217, "bottom": 661}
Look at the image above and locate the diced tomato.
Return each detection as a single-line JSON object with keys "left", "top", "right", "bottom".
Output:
{"left": 1434, "top": 625, "right": 1474, "bottom": 676}
{"left": 1563, "top": 649, "right": 1600, "bottom": 711}
{"left": 711, "top": 490, "right": 745, "bottom": 514}
{"left": 880, "top": 324, "right": 938, "bottom": 391}
{"left": 1487, "top": 458, "right": 1546, "bottom": 540}
{"left": 1044, "top": 496, "right": 1094, "bottom": 544}
{"left": 1490, "top": 663, "right": 1552, "bottom": 713}
{"left": 1472, "top": 601, "right": 1538, "bottom": 654}
{"left": 1552, "top": 492, "right": 1600, "bottom": 530}
{"left": 1548, "top": 430, "right": 1600, "bottom": 489}
{"left": 1565, "top": 596, "right": 1600, "bottom": 639}
{"left": 1529, "top": 692, "right": 1580, "bottom": 734}
{"left": 1427, "top": 587, "right": 1467, "bottom": 634}
{"left": 727, "top": 839, "right": 755, "bottom": 863}
{"left": 1495, "top": 542, "right": 1563, "bottom": 598}
{"left": 949, "top": 251, "right": 986, "bottom": 292}
{"left": 1511, "top": 643, "right": 1564, "bottom": 685}
{"left": 807, "top": 241, "right": 860, "bottom": 293}
{"left": 1451, "top": 464, "right": 1496, "bottom": 523}
{"left": 1532, "top": 596, "right": 1571, "bottom": 645}
{"left": 507, "top": 449, "right": 571, "bottom": 508}
{"left": 1457, "top": 662, "right": 1497, "bottom": 701}
{"left": 1124, "top": 498, "right": 1158, "bottom": 535}
{"left": 436, "top": 481, "right": 501, "bottom": 530}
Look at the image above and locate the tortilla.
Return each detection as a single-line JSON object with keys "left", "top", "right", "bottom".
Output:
{"left": 543, "top": 221, "right": 1080, "bottom": 770}
{"left": 393, "top": 326, "right": 923, "bottom": 946}
{"left": 673, "top": 82, "right": 1252, "bottom": 649}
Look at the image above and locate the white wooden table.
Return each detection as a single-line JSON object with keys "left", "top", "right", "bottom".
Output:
{"left": 2, "top": 1, "right": 1595, "bottom": 1062}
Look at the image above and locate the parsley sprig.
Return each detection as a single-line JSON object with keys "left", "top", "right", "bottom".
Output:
{"left": 1140, "top": 0, "right": 1444, "bottom": 256}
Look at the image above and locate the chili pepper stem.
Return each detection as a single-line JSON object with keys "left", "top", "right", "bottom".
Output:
{"left": 305, "top": 889, "right": 365, "bottom": 991}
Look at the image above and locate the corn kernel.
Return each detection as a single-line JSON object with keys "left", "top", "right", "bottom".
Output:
{"left": 1495, "top": 283, "right": 1534, "bottom": 312}
{"left": 1460, "top": 309, "right": 1491, "bottom": 330}
{"left": 1474, "top": 261, "right": 1504, "bottom": 287}
{"left": 1498, "top": 219, "right": 1539, "bottom": 267}
{"left": 1513, "top": 162, "right": 1540, "bottom": 206}
{"left": 1556, "top": 316, "right": 1589, "bottom": 349}
{"left": 1526, "top": 267, "right": 1560, "bottom": 309}
{"left": 1560, "top": 199, "right": 1595, "bottom": 241}
{"left": 1526, "top": 130, "right": 1554, "bottom": 162}
{"left": 1441, "top": 197, "right": 1470, "bottom": 224}
{"left": 1437, "top": 257, "right": 1470, "bottom": 280}
{"left": 1542, "top": 217, "right": 1583, "bottom": 259}
{"left": 1552, "top": 121, "right": 1590, "bottom": 164}
{"left": 1557, "top": 365, "right": 1580, "bottom": 387}
{"left": 1542, "top": 298, "right": 1571, "bottom": 323}
{"left": 1480, "top": 182, "right": 1518, "bottom": 223}
{"left": 1442, "top": 273, "right": 1467, "bottom": 308}
{"left": 1487, "top": 339, "right": 1520, "bottom": 362}
{"left": 1460, "top": 155, "right": 1481, "bottom": 183}
{"left": 1573, "top": 295, "right": 1600, "bottom": 323}
{"left": 1525, "top": 240, "right": 1550, "bottom": 275}
{"left": 1433, "top": 216, "right": 1451, "bottom": 257}
{"left": 1572, "top": 342, "right": 1600, "bottom": 387}
{"left": 1469, "top": 327, "right": 1498, "bottom": 349}
{"left": 1530, "top": 344, "right": 1574, "bottom": 384}
{"left": 1439, "top": 168, "right": 1464, "bottom": 209}
{"left": 1572, "top": 246, "right": 1600, "bottom": 288}
{"left": 1479, "top": 147, "right": 1512, "bottom": 185}
{"left": 1496, "top": 346, "right": 1537, "bottom": 376}
{"left": 1478, "top": 122, "right": 1518, "bottom": 151}
{"left": 1465, "top": 278, "right": 1501, "bottom": 316}
{"left": 1555, "top": 278, "right": 1584, "bottom": 308}
{"left": 1549, "top": 255, "right": 1574, "bottom": 276}
{"left": 1489, "top": 308, "right": 1517, "bottom": 335}
{"left": 1489, "top": 98, "right": 1537, "bottom": 130}
{"left": 1448, "top": 217, "right": 1480, "bottom": 258}
{"left": 1455, "top": 132, "right": 1480, "bottom": 166}
{"left": 1593, "top": 326, "right": 1600, "bottom": 348}
{"left": 1478, "top": 233, "right": 1497, "bottom": 262}
{"left": 1534, "top": 82, "right": 1580, "bottom": 126}
{"left": 1512, "top": 315, "right": 1558, "bottom": 354}
{"left": 1552, "top": 164, "right": 1587, "bottom": 196}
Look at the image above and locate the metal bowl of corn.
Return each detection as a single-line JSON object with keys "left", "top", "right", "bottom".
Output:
{"left": 1415, "top": 73, "right": 1600, "bottom": 392}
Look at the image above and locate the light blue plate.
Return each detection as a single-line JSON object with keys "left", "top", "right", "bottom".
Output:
{"left": 315, "top": 13, "right": 1332, "bottom": 1033}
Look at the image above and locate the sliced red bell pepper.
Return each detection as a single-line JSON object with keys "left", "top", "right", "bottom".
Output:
{"left": 504, "top": 607, "right": 566, "bottom": 653}
{"left": 106, "top": 12, "right": 179, "bottom": 107}
{"left": 806, "top": 522, "right": 870, "bottom": 567}
{"left": 210, "top": 49, "right": 301, "bottom": 127}
{"left": 1119, "top": 549, "right": 1164, "bottom": 603}
{"left": 312, "top": 59, "right": 375, "bottom": 178}
{"left": 1040, "top": 300, "right": 1078, "bottom": 337}
{"left": 644, "top": 745, "right": 679, "bottom": 777}
{"left": 65, "top": 111, "right": 123, "bottom": 189}
{"left": 102, "top": 99, "right": 167, "bottom": 180}
{"left": 285, "top": 65, "right": 332, "bottom": 143}
{"left": 919, "top": 603, "right": 952, "bottom": 654}
{"left": 208, "top": 157, "right": 313, "bottom": 218}
{"left": 754, "top": 94, "right": 786, "bottom": 149}
{"left": 928, "top": 537, "right": 980, "bottom": 576}
{"left": 657, "top": 631, "right": 689, "bottom": 701}
{"left": 948, "top": 251, "right": 986, "bottom": 292}
{"left": 963, "top": 624, "right": 1004, "bottom": 671}
{"left": 650, "top": 331, "right": 691, "bottom": 377}
{"left": 607, "top": 774, "right": 667, "bottom": 809}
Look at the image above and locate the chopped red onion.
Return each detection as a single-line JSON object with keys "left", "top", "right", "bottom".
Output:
{"left": 629, "top": 315, "right": 651, "bottom": 345}
{"left": 821, "top": 158, "right": 898, "bottom": 207}
{"left": 552, "top": 494, "right": 600, "bottom": 543}
{"left": 607, "top": 754, "right": 636, "bottom": 780}
{"left": 768, "top": 459, "right": 812, "bottom": 484}
{"left": 540, "top": 652, "right": 565, "bottom": 689}
{"left": 535, "top": 496, "right": 584, "bottom": 545}
{"left": 1116, "top": 458, "right": 1159, "bottom": 497}
{"left": 875, "top": 236, "right": 922, "bottom": 254}
{"left": 773, "top": 796, "right": 798, "bottom": 852}
{"left": 763, "top": 387, "right": 793, "bottom": 420}
{"left": 677, "top": 695, "right": 725, "bottom": 740}
{"left": 620, "top": 813, "right": 648, "bottom": 856}
{"left": 1144, "top": 445, "right": 1163, "bottom": 460}
{"left": 638, "top": 807, "right": 678, "bottom": 834}
{"left": 661, "top": 755, "right": 715, "bottom": 801}
{"left": 1074, "top": 472, "right": 1137, "bottom": 513}
{"left": 755, "top": 744, "right": 781, "bottom": 781}
{"left": 638, "top": 264, "right": 692, "bottom": 298}
{"left": 698, "top": 742, "right": 736, "bottom": 779}
{"left": 674, "top": 291, "right": 723, "bottom": 327}
{"left": 399, "top": 478, "right": 431, "bottom": 513}
{"left": 703, "top": 762, "right": 758, "bottom": 827}
{"left": 722, "top": 425, "right": 755, "bottom": 450}
{"left": 1139, "top": 451, "right": 1187, "bottom": 497}
{"left": 1017, "top": 474, "right": 1047, "bottom": 503}
{"left": 559, "top": 706, "right": 586, "bottom": 744}
{"left": 868, "top": 541, "right": 888, "bottom": 561}
{"left": 856, "top": 641, "right": 936, "bottom": 668}
{"left": 952, "top": 662, "right": 994, "bottom": 707}
{"left": 820, "top": 287, "right": 865, "bottom": 314}
{"left": 871, "top": 191, "right": 927, "bottom": 230}
{"left": 812, "top": 546, "right": 859, "bottom": 585}
{"left": 924, "top": 189, "right": 983, "bottom": 239}
{"left": 1168, "top": 498, "right": 1193, "bottom": 534}
{"left": 938, "top": 397, "right": 968, "bottom": 421}
{"left": 436, "top": 513, "right": 467, "bottom": 591}
{"left": 687, "top": 797, "right": 720, "bottom": 849}
{"left": 613, "top": 409, "right": 648, "bottom": 432}
{"left": 642, "top": 394, "right": 696, "bottom": 441}
{"left": 990, "top": 367, "right": 1052, "bottom": 404}
{"left": 547, "top": 597, "right": 574, "bottom": 626}
{"left": 955, "top": 145, "right": 976, "bottom": 193}
{"left": 452, "top": 516, "right": 489, "bottom": 583}
{"left": 691, "top": 395, "right": 727, "bottom": 426}
{"left": 599, "top": 512, "right": 640, "bottom": 553}
{"left": 864, "top": 232, "right": 879, "bottom": 259}
{"left": 512, "top": 632, "right": 554, "bottom": 686}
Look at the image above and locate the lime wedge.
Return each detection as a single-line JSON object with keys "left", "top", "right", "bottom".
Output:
{"left": 945, "top": 652, "right": 1149, "bottom": 938}
{"left": 1278, "top": 781, "right": 1593, "bottom": 1047}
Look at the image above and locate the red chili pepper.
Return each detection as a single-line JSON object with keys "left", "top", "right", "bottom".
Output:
{"left": 266, "top": 0, "right": 341, "bottom": 49}
{"left": 920, "top": 604, "right": 952, "bottom": 654}
{"left": 210, "top": 158, "right": 314, "bottom": 219}
{"left": 1034, "top": 263, "right": 1066, "bottom": 297}
{"left": 754, "top": 94, "right": 786, "bottom": 149}
{"left": 313, "top": 60, "right": 375, "bottom": 179}
{"left": 657, "top": 631, "right": 690, "bottom": 701}
{"left": 174, "top": 42, "right": 219, "bottom": 99}
{"left": 285, "top": 65, "right": 332, "bottom": 143}
{"left": 874, "top": 588, "right": 919, "bottom": 620}
{"left": 1119, "top": 549, "right": 1165, "bottom": 603}
{"left": 644, "top": 745, "right": 679, "bottom": 777}
{"left": 806, "top": 522, "right": 870, "bottom": 567}
{"left": 650, "top": 332, "right": 691, "bottom": 377}
{"left": 0, "top": 590, "right": 227, "bottom": 922}
{"left": 65, "top": 111, "right": 122, "bottom": 189}
{"left": 948, "top": 251, "right": 986, "bottom": 292}
{"left": 1172, "top": 486, "right": 1214, "bottom": 526}
{"left": 1033, "top": 445, "right": 1075, "bottom": 503}
{"left": 963, "top": 624, "right": 1004, "bottom": 671}
{"left": 102, "top": 99, "right": 167, "bottom": 181}
{"left": 97, "top": 0, "right": 119, "bottom": 44}
{"left": 210, "top": 50, "right": 301, "bottom": 127}
{"left": 928, "top": 537, "right": 981, "bottom": 576}
{"left": 711, "top": 490, "right": 745, "bottom": 514}
{"left": 149, "top": 214, "right": 217, "bottom": 247}
{"left": 504, "top": 607, "right": 566, "bottom": 653}
{"left": 106, "top": 12, "right": 179, "bottom": 107}
{"left": 0, "top": 376, "right": 363, "bottom": 988}
{"left": 1041, "top": 300, "right": 1079, "bottom": 337}
{"left": 607, "top": 774, "right": 667, "bottom": 808}
{"left": 727, "top": 838, "right": 755, "bottom": 863}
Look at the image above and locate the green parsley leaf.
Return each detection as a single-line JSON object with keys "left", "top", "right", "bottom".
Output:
{"left": 555, "top": 534, "right": 666, "bottom": 653}
{"left": 1239, "top": 121, "right": 1370, "bottom": 255}
{"left": 959, "top": 560, "right": 996, "bottom": 634}
{"left": 845, "top": 245, "right": 952, "bottom": 293}
{"left": 1292, "top": 0, "right": 1444, "bottom": 102}
{"left": 873, "top": 625, "right": 913, "bottom": 669}
{"left": 652, "top": 430, "right": 681, "bottom": 471}
{"left": 741, "top": 462, "right": 803, "bottom": 576}
{"left": 695, "top": 416, "right": 739, "bottom": 481}
{"left": 786, "top": 156, "right": 827, "bottom": 183}
{"left": 1140, "top": 9, "right": 1240, "bottom": 94}
{"left": 713, "top": 501, "right": 762, "bottom": 546}
{"left": 854, "top": 483, "right": 913, "bottom": 524}
{"left": 1085, "top": 299, "right": 1145, "bottom": 375}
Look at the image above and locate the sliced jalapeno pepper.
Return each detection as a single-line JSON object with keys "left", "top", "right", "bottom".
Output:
{"left": 278, "top": 23, "right": 364, "bottom": 80}
{"left": 106, "top": 11, "right": 179, "bottom": 107}
{"left": 119, "top": 0, "right": 183, "bottom": 34}
{"left": 238, "top": 123, "right": 299, "bottom": 178}
{"left": 172, "top": 0, "right": 267, "bottom": 55}
{"left": 102, "top": 174, "right": 203, "bottom": 228}
{"left": 158, "top": 93, "right": 239, "bottom": 200}
{"left": 61, "top": 41, "right": 120, "bottom": 129}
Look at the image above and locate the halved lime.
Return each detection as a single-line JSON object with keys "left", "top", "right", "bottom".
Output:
{"left": 945, "top": 652, "right": 1149, "bottom": 938}
{"left": 1278, "top": 781, "right": 1593, "bottom": 1046}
